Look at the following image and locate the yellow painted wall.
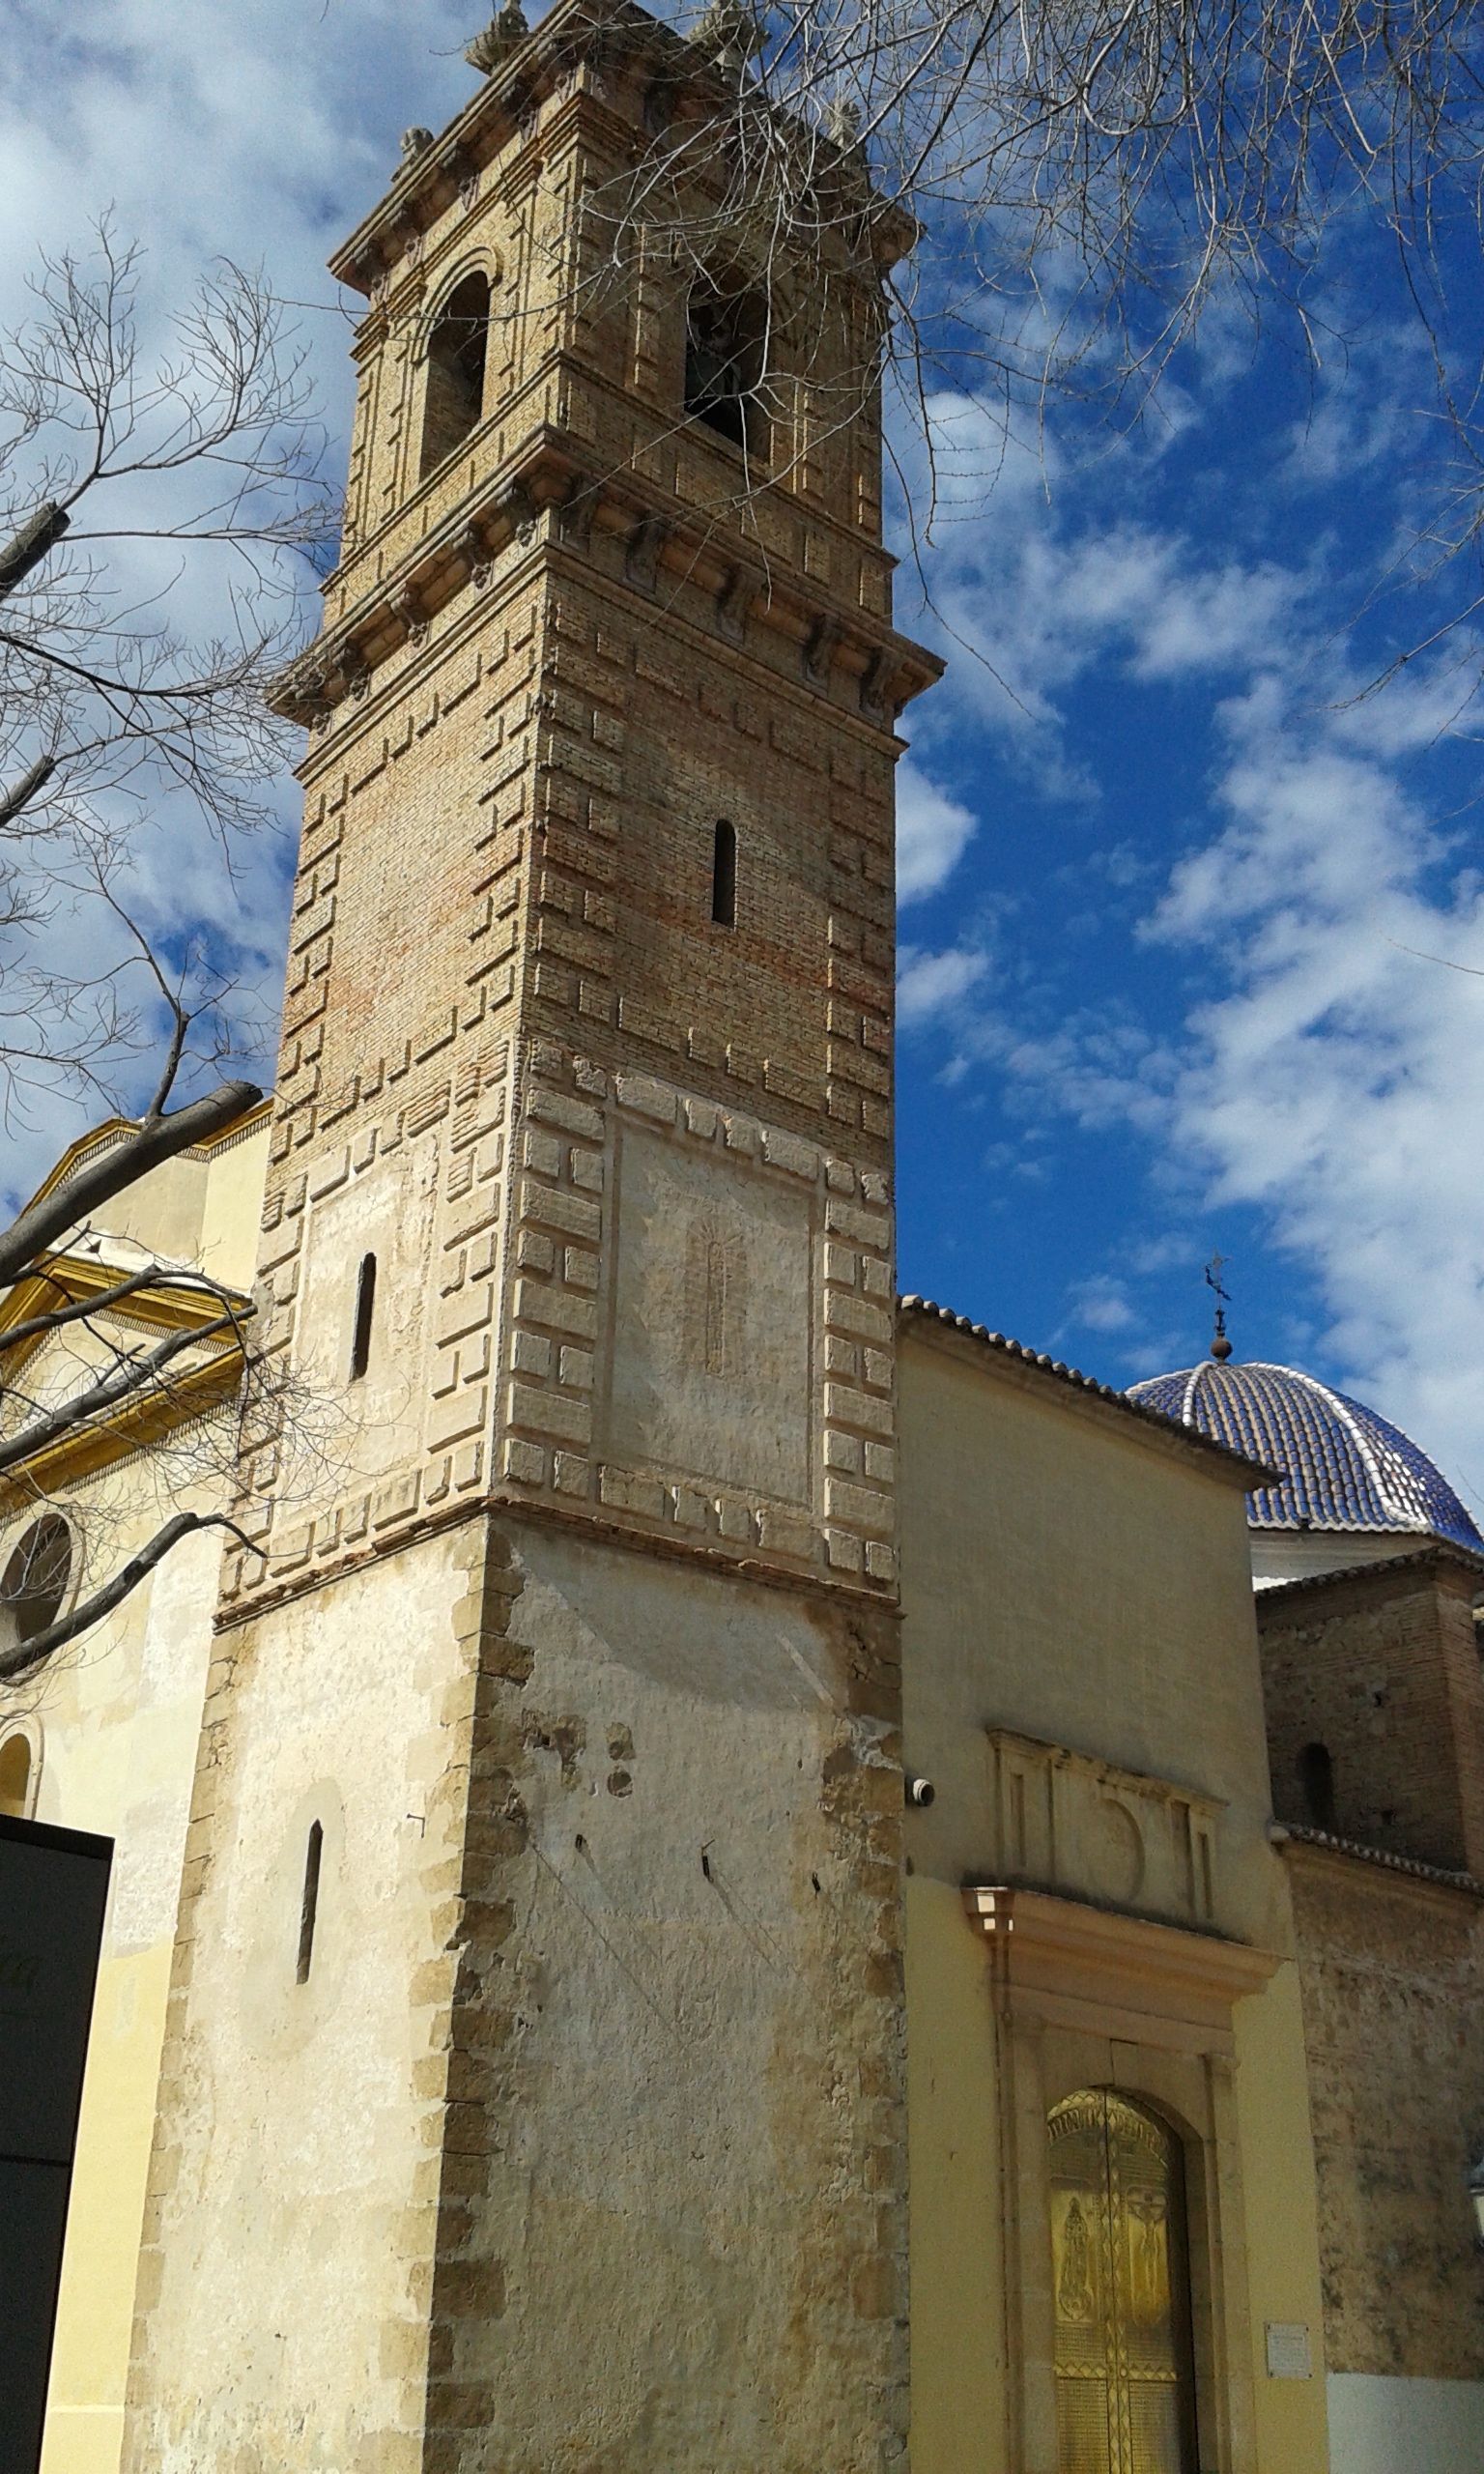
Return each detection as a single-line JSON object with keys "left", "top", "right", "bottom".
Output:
{"left": 20, "top": 1509, "right": 229, "bottom": 2474}
{"left": 905, "top": 1870, "right": 1005, "bottom": 2473}
{"left": 1235, "top": 1961, "right": 1333, "bottom": 2467}
{"left": 0, "top": 1121, "right": 269, "bottom": 2474}
{"left": 899, "top": 1319, "right": 1331, "bottom": 2472}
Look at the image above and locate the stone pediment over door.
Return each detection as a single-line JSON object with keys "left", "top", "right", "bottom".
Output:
{"left": 984, "top": 1724, "right": 1224, "bottom": 1934}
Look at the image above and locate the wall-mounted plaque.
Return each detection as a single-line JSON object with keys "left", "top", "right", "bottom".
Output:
{"left": 1265, "top": 2321, "right": 1313, "bottom": 2379}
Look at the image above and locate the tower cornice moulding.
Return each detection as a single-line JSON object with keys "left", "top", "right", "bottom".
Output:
{"left": 329, "top": 0, "right": 915, "bottom": 298}
{"left": 273, "top": 433, "right": 940, "bottom": 734}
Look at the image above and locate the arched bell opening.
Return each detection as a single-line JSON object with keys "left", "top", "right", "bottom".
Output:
{"left": 684, "top": 279, "right": 769, "bottom": 461}
{"left": 419, "top": 271, "right": 492, "bottom": 478}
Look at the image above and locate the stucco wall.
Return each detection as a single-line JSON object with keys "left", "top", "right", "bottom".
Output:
{"left": 122, "top": 1519, "right": 479, "bottom": 2472}
{"left": 898, "top": 1321, "right": 1330, "bottom": 2473}
{"left": 1286, "top": 1848, "right": 1484, "bottom": 2386}
{"left": 2, "top": 1493, "right": 228, "bottom": 2474}
{"left": 1325, "top": 2372, "right": 1484, "bottom": 2471}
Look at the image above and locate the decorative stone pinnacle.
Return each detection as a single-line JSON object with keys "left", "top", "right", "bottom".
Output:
{"left": 464, "top": 0, "right": 528, "bottom": 73}
{"left": 692, "top": 0, "right": 764, "bottom": 75}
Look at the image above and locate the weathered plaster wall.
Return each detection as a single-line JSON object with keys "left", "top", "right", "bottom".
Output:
{"left": 122, "top": 1521, "right": 479, "bottom": 2474}
{"left": 123, "top": 1505, "right": 906, "bottom": 2473}
{"left": 4, "top": 1493, "right": 228, "bottom": 2474}
{"left": 1285, "top": 1847, "right": 1484, "bottom": 2385}
{"left": 417, "top": 1513, "right": 906, "bottom": 2470}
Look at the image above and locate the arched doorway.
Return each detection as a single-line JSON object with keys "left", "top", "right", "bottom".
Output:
{"left": 0, "top": 1730, "right": 32, "bottom": 1816}
{"left": 1047, "top": 2089, "right": 1199, "bottom": 2474}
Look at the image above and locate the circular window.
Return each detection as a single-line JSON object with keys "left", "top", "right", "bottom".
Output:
{"left": 1, "top": 1515, "right": 72, "bottom": 1654}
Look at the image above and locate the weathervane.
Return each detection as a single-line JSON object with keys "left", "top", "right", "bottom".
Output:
{"left": 1205, "top": 1253, "right": 1233, "bottom": 1364}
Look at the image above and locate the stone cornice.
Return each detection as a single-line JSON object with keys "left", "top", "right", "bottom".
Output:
{"left": 272, "top": 430, "right": 941, "bottom": 734}
{"left": 1254, "top": 1539, "right": 1484, "bottom": 1604}
{"left": 964, "top": 1883, "right": 1278, "bottom": 2052}
{"left": 899, "top": 1296, "right": 1275, "bottom": 1490}
{"left": 214, "top": 1483, "right": 906, "bottom": 1635}
{"left": 985, "top": 1724, "right": 1228, "bottom": 1820}
{"left": 329, "top": 0, "right": 910, "bottom": 298}
{"left": 1276, "top": 1822, "right": 1484, "bottom": 1900}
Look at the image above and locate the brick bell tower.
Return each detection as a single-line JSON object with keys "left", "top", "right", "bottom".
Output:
{"left": 125, "top": 3, "right": 939, "bottom": 2466}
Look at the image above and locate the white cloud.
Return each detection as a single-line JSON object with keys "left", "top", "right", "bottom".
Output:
{"left": 1064, "top": 1275, "right": 1137, "bottom": 1334}
{"left": 897, "top": 759, "right": 982, "bottom": 901}
{"left": 1147, "top": 677, "right": 1484, "bottom": 1501}
{"left": 0, "top": 0, "right": 480, "bottom": 1202}
{"left": 898, "top": 944, "right": 988, "bottom": 1025}
{"left": 893, "top": 372, "right": 1484, "bottom": 1506}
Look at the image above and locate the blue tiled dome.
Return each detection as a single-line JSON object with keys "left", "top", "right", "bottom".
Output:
{"left": 1126, "top": 1359, "right": 1484, "bottom": 1548}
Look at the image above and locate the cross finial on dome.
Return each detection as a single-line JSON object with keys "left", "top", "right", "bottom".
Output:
{"left": 1205, "top": 1252, "right": 1233, "bottom": 1363}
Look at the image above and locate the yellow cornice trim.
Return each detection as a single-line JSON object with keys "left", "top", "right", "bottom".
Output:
{"left": 0, "top": 1251, "right": 250, "bottom": 1335}
{"left": 0, "top": 1340, "right": 245, "bottom": 1508}
{"left": 963, "top": 1883, "right": 1278, "bottom": 2055}
{"left": 12, "top": 1097, "right": 274, "bottom": 1232}
{"left": 0, "top": 1252, "right": 254, "bottom": 1403}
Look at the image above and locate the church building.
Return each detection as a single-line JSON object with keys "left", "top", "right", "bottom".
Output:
{"left": 4, "top": 5, "right": 1481, "bottom": 2471}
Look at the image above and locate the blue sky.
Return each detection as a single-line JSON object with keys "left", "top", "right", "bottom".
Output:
{"left": 5, "top": 0, "right": 1484, "bottom": 1516}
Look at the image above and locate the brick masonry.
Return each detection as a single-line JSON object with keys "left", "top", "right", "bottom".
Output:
{"left": 1263, "top": 1556, "right": 1484, "bottom": 2387}
{"left": 125, "top": 9, "right": 929, "bottom": 2466}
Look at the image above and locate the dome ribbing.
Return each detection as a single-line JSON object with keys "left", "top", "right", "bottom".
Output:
{"left": 1125, "top": 1359, "right": 1483, "bottom": 1549}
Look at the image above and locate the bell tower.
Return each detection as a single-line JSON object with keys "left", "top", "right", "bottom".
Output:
{"left": 125, "top": 2, "right": 939, "bottom": 2465}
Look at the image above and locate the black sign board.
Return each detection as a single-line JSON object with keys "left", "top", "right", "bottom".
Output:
{"left": 0, "top": 1811, "right": 113, "bottom": 2474}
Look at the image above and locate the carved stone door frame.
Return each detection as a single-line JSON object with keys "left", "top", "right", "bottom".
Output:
{"left": 964, "top": 1885, "right": 1278, "bottom": 2474}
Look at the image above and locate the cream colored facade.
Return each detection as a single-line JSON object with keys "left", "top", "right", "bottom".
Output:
{"left": 0, "top": 1110, "right": 269, "bottom": 2474}
{"left": 0, "top": 4, "right": 1352, "bottom": 2468}
{"left": 12, "top": 1149, "right": 1339, "bottom": 2474}
{"left": 899, "top": 1308, "right": 1330, "bottom": 2474}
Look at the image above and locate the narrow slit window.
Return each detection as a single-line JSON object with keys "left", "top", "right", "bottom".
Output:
{"left": 711, "top": 819, "right": 737, "bottom": 928}
{"left": 350, "top": 1252, "right": 377, "bottom": 1382}
{"left": 296, "top": 1820, "right": 324, "bottom": 1984}
{"left": 1298, "top": 1740, "right": 1336, "bottom": 1832}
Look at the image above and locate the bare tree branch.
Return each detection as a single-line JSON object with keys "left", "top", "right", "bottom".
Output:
{"left": 0, "top": 1510, "right": 254, "bottom": 1687}
{"left": 0, "top": 1079, "right": 262, "bottom": 1291}
{"left": 0, "top": 1308, "right": 243, "bottom": 1480}
{"left": 0, "top": 1267, "right": 184, "bottom": 1354}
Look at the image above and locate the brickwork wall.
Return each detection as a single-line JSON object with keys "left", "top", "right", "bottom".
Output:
{"left": 126, "top": 15, "right": 922, "bottom": 2468}
{"left": 1258, "top": 1560, "right": 1484, "bottom": 1875}
{"left": 1287, "top": 1847, "right": 1484, "bottom": 2379}
{"left": 225, "top": 336, "right": 907, "bottom": 1611}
